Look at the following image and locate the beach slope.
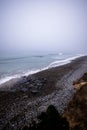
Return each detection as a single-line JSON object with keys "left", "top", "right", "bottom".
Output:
{"left": 0, "top": 56, "right": 87, "bottom": 130}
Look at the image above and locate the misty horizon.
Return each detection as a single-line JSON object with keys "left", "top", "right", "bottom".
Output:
{"left": 0, "top": 0, "right": 87, "bottom": 56}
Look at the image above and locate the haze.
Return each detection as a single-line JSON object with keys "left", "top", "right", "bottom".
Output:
{"left": 0, "top": 0, "right": 87, "bottom": 56}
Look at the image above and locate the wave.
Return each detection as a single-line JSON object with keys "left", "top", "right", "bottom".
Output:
{"left": 0, "top": 75, "right": 19, "bottom": 85}
{"left": 0, "top": 54, "right": 86, "bottom": 85}
{"left": 0, "top": 70, "right": 42, "bottom": 85}
{"left": 0, "top": 55, "right": 46, "bottom": 63}
{"left": 0, "top": 56, "right": 29, "bottom": 62}
{"left": 48, "top": 54, "right": 83, "bottom": 68}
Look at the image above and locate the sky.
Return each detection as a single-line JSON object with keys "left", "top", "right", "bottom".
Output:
{"left": 0, "top": 0, "right": 87, "bottom": 56}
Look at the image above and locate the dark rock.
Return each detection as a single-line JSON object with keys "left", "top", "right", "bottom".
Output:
{"left": 30, "top": 89, "right": 39, "bottom": 94}
{"left": 19, "top": 76, "right": 27, "bottom": 84}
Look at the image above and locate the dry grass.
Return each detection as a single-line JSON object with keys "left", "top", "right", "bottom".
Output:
{"left": 64, "top": 73, "right": 87, "bottom": 130}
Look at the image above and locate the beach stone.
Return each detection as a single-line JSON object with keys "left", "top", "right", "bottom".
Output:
{"left": 0, "top": 56, "right": 87, "bottom": 130}
{"left": 10, "top": 76, "right": 47, "bottom": 92}
{"left": 30, "top": 89, "right": 39, "bottom": 94}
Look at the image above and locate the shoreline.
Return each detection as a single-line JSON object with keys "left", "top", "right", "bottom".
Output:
{"left": 0, "top": 56, "right": 87, "bottom": 130}
{"left": 0, "top": 54, "right": 86, "bottom": 86}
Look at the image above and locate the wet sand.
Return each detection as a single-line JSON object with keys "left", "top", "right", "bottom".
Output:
{"left": 0, "top": 56, "right": 87, "bottom": 130}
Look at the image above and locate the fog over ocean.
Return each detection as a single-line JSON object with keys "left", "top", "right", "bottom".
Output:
{"left": 0, "top": 0, "right": 86, "bottom": 84}
{"left": 0, "top": 52, "right": 86, "bottom": 84}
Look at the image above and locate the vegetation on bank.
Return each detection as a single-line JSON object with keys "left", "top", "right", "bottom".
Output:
{"left": 64, "top": 72, "right": 87, "bottom": 130}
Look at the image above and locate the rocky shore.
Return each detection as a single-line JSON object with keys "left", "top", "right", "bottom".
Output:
{"left": 0, "top": 56, "right": 87, "bottom": 130}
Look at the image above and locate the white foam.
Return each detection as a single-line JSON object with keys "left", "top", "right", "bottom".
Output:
{"left": 48, "top": 54, "right": 84, "bottom": 68}
{"left": 0, "top": 54, "right": 86, "bottom": 85}
{"left": 24, "top": 69, "right": 42, "bottom": 76}
{"left": 0, "top": 75, "right": 19, "bottom": 85}
{"left": 0, "top": 70, "right": 44, "bottom": 85}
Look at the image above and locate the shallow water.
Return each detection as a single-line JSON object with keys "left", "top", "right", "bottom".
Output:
{"left": 0, "top": 52, "right": 85, "bottom": 84}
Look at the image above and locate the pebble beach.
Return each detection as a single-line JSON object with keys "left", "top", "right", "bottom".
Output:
{"left": 0, "top": 56, "right": 87, "bottom": 130}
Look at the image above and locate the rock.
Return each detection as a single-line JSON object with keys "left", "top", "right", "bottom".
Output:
{"left": 19, "top": 76, "right": 27, "bottom": 84}
{"left": 30, "top": 89, "right": 39, "bottom": 94}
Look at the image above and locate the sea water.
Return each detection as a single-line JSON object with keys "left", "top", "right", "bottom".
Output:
{"left": 0, "top": 52, "right": 84, "bottom": 84}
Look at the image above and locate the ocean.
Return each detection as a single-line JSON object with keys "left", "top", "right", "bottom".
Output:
{"left": 0, "top": 52, "right": 84, "bottom": 84}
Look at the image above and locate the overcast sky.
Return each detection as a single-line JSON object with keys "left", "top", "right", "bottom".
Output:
{"left": 0, "top": 0, "right": 87, "bottom": 56}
